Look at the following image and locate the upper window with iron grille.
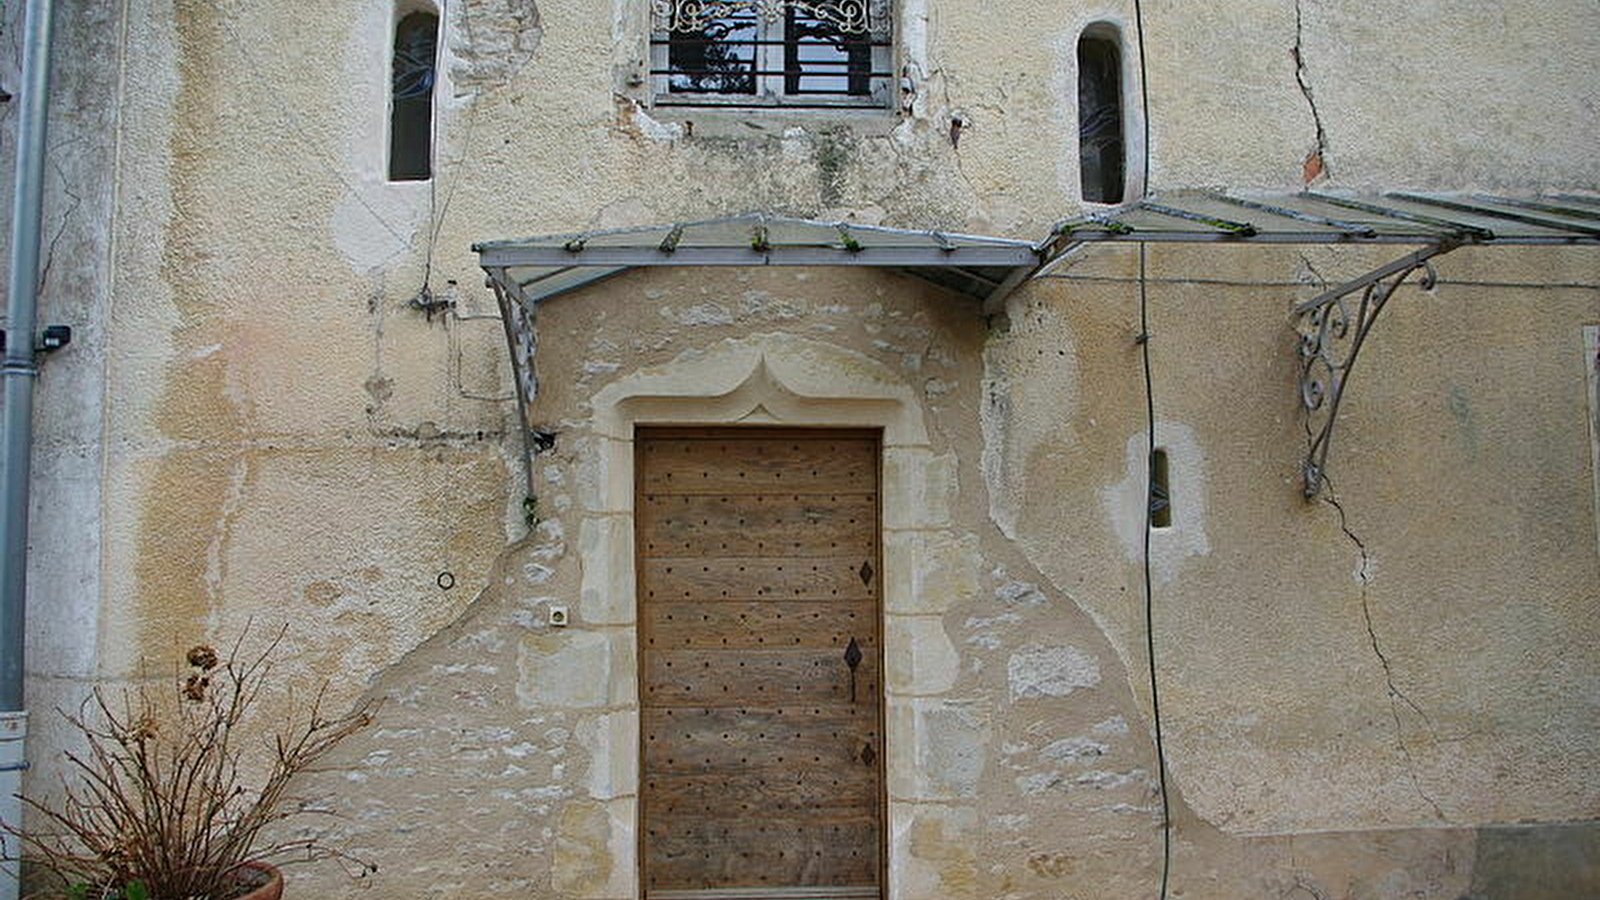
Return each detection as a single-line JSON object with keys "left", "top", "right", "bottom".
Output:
{"left": 650, "top": 1, "right": 893, "bottom": 109}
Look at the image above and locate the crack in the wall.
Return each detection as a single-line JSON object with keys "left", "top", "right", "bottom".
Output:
{"left": 39, "top": 146, "right": 86, "bottom": 294}
{"left": 1291, "top": 0, "right": 1329, "bottom": 183}
{"left": 930, "top": 67, "right": 984, "bottom": 201}
{"left": 1281, "top": 874, "right": 1330, "bottom": 900}
{"left": 1278, "top": 841, "right": 1332, "bottom": 900}
{"left": 1321, "top": 481, "right": 1444, "bottom": 819}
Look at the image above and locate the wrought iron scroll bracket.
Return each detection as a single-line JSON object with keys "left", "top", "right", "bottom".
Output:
{"left": 1295, "top": 243, "right": 1459, "bottom": 499}
{"left": 488, "top": 269, "right": 539, "bottom": 499}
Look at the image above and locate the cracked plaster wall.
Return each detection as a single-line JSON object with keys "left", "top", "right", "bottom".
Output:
{"left": 4, "top": 0, "right": 1598, "bottom": 897}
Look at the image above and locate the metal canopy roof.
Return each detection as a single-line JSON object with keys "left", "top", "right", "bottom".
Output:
{"left": 474, "top": 195, "right": 1600, "bottom": 318}
{"left": 473, "top": 214, "right": 1043, "bottom": 309}
{"left": 1039, "top": 190, "right": 1600, "bottom": 499}
{"left": 474, "top": 192, "right": 1599, "bottom": 502}
{"left": 1050, "top": 191, "right": 1600, "bottom": 246}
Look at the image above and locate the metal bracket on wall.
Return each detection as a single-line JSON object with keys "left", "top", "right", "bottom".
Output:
{"left": 1295, "top": 242, "right": 1459, "bottom": 499}
{"left": 0, "top": 324, "right": 72, "bottom": 360}
{"left": 486, "top": 268, "right": 540, "bottom": 496}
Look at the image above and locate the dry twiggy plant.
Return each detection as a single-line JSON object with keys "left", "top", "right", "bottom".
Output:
{"left": 1, "top": 627, "right": 378, "bottom": 899}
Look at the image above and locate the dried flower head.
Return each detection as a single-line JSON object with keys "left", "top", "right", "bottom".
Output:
{"left": 182, "top": 674, "right": 210, "bottom": 702}
{"left": 187, "top": 644, "right": 219, "bottom": 671}
{"left": 128, "top": 715, "right": 159, "bottom": 741}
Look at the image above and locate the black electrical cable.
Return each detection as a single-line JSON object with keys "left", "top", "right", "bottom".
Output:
{"left": 1129, "top": 3, "right": 1169, "bottom": 893}
{"left": 1131, "top": 0, "right": 1153, "bottom": 195}
{"left": 1139, "top": 244, "right": 1173, "bottom": 900}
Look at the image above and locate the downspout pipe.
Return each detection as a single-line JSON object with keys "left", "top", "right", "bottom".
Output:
{"left": 1, "top": 1, "right": 57, "bottom": 896}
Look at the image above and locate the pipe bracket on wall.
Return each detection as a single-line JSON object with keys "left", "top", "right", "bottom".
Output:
{"left": 0, "top": 325, "right": 71, "bottom": 360}
{"left": 1294, "top": 242, "right": 1459, "bottom": 499}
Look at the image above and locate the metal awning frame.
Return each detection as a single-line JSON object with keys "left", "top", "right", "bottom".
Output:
{"left": 475, "top": 214, "right": 1043, "bottom": 309}
{"left": 1034, "top": 191, "right": 1600, "bottom": 498}
{"left": 477, "top": 194, "right": 1600, "bottom": 504}
{"left": 478, "top": 214, "right": 1045, "bottom": 494}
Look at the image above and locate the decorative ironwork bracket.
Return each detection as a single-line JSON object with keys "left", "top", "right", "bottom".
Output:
{"left": 487, "top": 268, "right": 540, "bottom": 496}
{"left": 1295, "top": 242, "right": 1459, "bottom": 499}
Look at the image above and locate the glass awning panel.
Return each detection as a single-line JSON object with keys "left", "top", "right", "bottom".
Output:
{"left": 475, "top": 213, "right": 1042, "bottom": 306}
{"left": 1053, "top": 191, "right": 1600, "bottom": 246}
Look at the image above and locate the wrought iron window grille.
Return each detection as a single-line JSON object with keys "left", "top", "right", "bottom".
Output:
{"left": 649, "top": 0, "right": 893, "bottom": 109}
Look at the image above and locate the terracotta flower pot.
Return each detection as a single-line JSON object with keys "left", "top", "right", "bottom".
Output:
{"left": 227, "top": 861, "right": 283, "bottom": 900}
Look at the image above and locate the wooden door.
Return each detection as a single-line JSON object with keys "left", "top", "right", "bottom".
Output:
{"left": 637, "top": 427, "right": 884, "bottom": 900}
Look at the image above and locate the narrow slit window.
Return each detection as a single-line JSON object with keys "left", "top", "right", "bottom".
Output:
{"left": 389, "top": 10, "right": 438, "bottom": 182}
{"left": 1078, "top": 26, "right": 1126, "bottom": 203}
{"left": 1150, "top": 448, "right": 1172, "bottom": 529}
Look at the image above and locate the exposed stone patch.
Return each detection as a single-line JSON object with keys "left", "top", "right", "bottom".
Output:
{"left": 1007, "top": 644, "right": 1100, "bottom": 700}
{"left": 450, "top": 0, "right": 542, "bottom": 92}
{"left": 1040, "top": 736, "right": 1108, "bottom": 763}
{"left": 664, "top": 301, "right": 736, "bottom": 326}
{"left": 995, "top": 577, "right": 1046, "bottom": 607}
{"left": 1091, "top": 716, "right": 1129, "bottom": 737}
{"left": 628, "top": 101, "right": 686, "bottom": 141}
{"left": 962, "top": 610, "right": 1021, "bottom": 651}
{"left": 922, "top": 703, "right": 989, "bottom": 798}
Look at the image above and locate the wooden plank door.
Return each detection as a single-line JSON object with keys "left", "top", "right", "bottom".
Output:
{"left": 637, "top": 427, "right": 884, "bottom": 900}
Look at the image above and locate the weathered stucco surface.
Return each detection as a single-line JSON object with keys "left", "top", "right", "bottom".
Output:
{"left": 5, "top": 0, "right": 1598, "bottom": 897}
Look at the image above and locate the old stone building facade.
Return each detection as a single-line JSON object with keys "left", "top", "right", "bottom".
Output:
{"left": 4, "top": 0, "right": 1598, "bottom": 897}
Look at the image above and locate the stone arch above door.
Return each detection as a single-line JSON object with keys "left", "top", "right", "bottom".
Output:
{"left": 592, "top": 332, "right": 928, "bottom": 442}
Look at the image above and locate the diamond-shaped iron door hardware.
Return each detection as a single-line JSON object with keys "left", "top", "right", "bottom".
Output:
{"left": 859, "top": 561, "right": 874, "bottom": 586}
{"left": 844, "top": 637, "right": 862, "bottom": 703}
{"left": 860, "top": 743, "right": 876, "bottom": 767}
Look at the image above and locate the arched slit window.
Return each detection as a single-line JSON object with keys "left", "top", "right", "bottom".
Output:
{"left": 390, "top": 10, "right": 438, "bottom": 182}
{"left": 1078, "top": 25, "right": 1125, "bottom": 204}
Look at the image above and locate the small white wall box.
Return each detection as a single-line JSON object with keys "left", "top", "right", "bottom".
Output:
{"left": 548, "top": 605, "right": 570, "bottom": 627}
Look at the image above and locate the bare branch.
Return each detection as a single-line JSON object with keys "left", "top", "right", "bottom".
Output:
{"left": 3, "top": 632, "right": 379, "bottom": 899}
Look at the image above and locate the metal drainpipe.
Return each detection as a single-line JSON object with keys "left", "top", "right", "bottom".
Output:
{"left": 1, "top": 1, "right": 57, "bottom": 896}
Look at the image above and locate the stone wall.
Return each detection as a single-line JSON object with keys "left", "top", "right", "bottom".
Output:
{"left": 5, "top": 0, "right": 1597, "bottom": 897}
{"left": 285, "top": 254, "right": 1599, "bottom": 899}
